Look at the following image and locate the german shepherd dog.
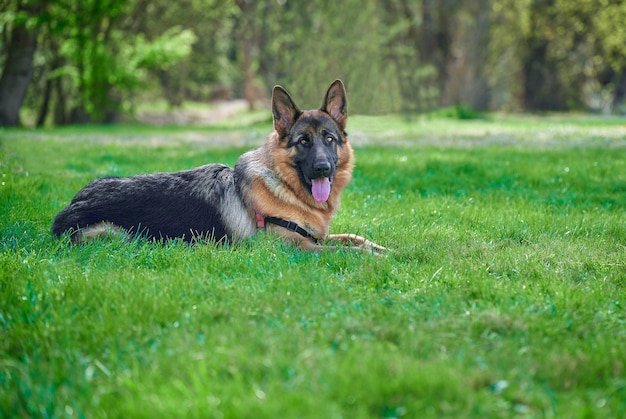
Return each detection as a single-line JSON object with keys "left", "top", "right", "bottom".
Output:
{"left": 52, "top": 80, "right": 386, "bottom": 253}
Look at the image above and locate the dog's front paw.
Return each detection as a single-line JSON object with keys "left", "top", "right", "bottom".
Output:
{"left": 326, "top": 233, "right": 388, "bottom": 255}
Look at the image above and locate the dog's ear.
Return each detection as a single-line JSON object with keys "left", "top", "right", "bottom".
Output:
{"left": 272, "top": 85, "right": 300, "bottom": 138}
{"left": 321, "top": 79, "right": 347, "bottom": 130}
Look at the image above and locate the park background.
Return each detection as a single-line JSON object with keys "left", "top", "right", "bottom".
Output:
{"left": 2, "top": 1, "right": 626, "bottom": 418}
{"left": 2, "top": 0, "right": 626, "bottom": 127}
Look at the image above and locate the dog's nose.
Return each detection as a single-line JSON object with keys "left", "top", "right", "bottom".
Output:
{"left": 314, "top": 161, "right": 331, "bottom": 177}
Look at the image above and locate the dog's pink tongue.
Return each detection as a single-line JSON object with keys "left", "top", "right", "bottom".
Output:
{"left": 312, "top": 178, "right": 331, "bottom": 202}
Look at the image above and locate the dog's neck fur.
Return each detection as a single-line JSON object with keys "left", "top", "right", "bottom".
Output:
{"left": 235, "top": 130, "right": 354, "bottom": 239}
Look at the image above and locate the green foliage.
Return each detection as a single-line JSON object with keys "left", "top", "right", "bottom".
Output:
{"left": 489, "top": 0, "right": 626, "bottom": 112}
{"left": 258, "top": 0, "right": 403, "bottom": 114}
{"left": 1, "top": 116, "right": 625, "bottom": 416}
{"left": 138, "top": 0, "right": 236, "bottom": 101}
{"left": 56, "top": 2, "right": 198, "bottom": 120}
{"left": 0, "top": 0, "right": 200, "bottom": 124}
{"left": 132, "top": 27, "right": 197, "bottom": 70}
{"left": 113, "top": 26, "right": 198, "bottom": 100}
{"left": 430, "top": 105, "right": 485, "bottom": 120}
{"left": 4, "top": 0, "right": 626, "bottom": 125}
{"left": 595, "top": 1, "right": 626, "bottom": 70}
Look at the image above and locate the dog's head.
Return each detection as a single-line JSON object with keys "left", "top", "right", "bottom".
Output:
{"left": 272, "top": 80, "right": 352, "bottom": 203}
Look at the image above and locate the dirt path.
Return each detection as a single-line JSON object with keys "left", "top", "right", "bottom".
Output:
{"left": 7, "top": 102, "right": 626, "bottom": 149}
{"left": 134, "top": 100, "right": 251, "bottom": 126}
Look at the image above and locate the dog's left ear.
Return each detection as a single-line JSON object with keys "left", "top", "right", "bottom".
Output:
{"left": 272, "top": 85, "right": 301, "bottom": 138}
{"left": 321, "top": 79, "right": 347, "bottom": 130}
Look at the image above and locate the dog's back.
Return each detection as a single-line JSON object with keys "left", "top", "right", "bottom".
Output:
{"left": 52, "top": 164, "right": 255, "bottom": 243}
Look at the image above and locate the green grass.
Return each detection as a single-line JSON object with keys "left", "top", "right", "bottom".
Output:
{"left": 1, "top": 115, "right": 625, "bottom": 417}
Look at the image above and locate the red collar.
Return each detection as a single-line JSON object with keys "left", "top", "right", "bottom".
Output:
{"left": 255, "top": 209, "right": 265, "bottom": 228}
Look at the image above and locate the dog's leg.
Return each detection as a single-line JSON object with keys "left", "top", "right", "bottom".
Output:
{"left": 294, "top": 233, "right": 387, "bottom": 255}
{"left": 325, "top": 233, "right": 387, "bottom": 254}
{"left": 73, "top": 222, "right": 126, "bottom": 244}
{"left": 267, "top": 225, "right": 387, "bottom": 254}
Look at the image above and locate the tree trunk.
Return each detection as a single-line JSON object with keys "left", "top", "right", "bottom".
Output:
{"left": 611, "top": 72, "right": 626, "bottom": 113}
{"left": 0, "top": 10, "right": 39, "bottom": 127}
{"left": 522, "top": 40, "right": 567, "bottom": 111}
{"left": 53, "top": 75, "right": 69, "bottom": 125}
{"left": 242, "top": 35, "right": 255, "bottom": 111}
{"left": 236, "top": 0, "right": 256, "bottom": 111}
{"left": 36, "top": 77, "right": 52, "bottom": 127}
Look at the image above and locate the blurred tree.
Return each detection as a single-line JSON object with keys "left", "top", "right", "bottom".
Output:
{"left": 490, "top": 0, "right": 626, "bottom": 113}
{"left": 49, "top": 0, "right": 197, "bottom": 123}
{"left": 233, "top": 0, "right": 266, "bottom": 110}
{"left": 487, "top": 0, "right": 530, "bottom": 111}
{"left": 0, "top": 0, "right": 44, "bottom": 126}
{"left": 578, "top": 0, "right": 626, "bottom": 112}
{"left": 3, "top": 0, "right": 626, "bottom": 126}
{"left": 2, "top": 0, "right": 198, "bottom": 125}
{"left": 522, "top": 0, "right": 570, "bottom": 110}
{"left": 268, "top": 0, "right": 404, "bottom": 114}
{"left": 61, "top": 0, "right": 130, "bottom": 122}
{"left": 226, "top": 0, "right": 402, "bottom": 113}
{"left": 380, "top": 0, "right": 494, "bottom": 113}
{"left": 381, "top": 0, "right": 440, "bottom": 113}
{"left": 229, "top": 0, "right": 626, "bottom": 113}
{"left": 440, "top": 0, "right": 492, "bottom": 111}
{"left": 135, "top": 0, "right": 233, "bottom": 106}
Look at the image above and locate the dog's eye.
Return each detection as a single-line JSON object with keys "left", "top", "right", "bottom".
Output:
{"left": 326, "top": 136, "right": 334, "bottom": 143}
{"left": 298, "top": 136, "right": 309, "bottom": 146}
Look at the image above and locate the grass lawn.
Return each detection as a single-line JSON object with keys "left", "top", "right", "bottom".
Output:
{"left": 1, "top": 114, "right": 625, "bottom": 417}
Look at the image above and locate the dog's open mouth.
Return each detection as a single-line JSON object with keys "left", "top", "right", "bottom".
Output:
{"left": 311, "top": 177, "right": 332, "bottom": 202}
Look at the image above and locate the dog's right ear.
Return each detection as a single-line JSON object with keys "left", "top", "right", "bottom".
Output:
{"left": 272, "top": 85, "right": 301, "bottom": 138}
